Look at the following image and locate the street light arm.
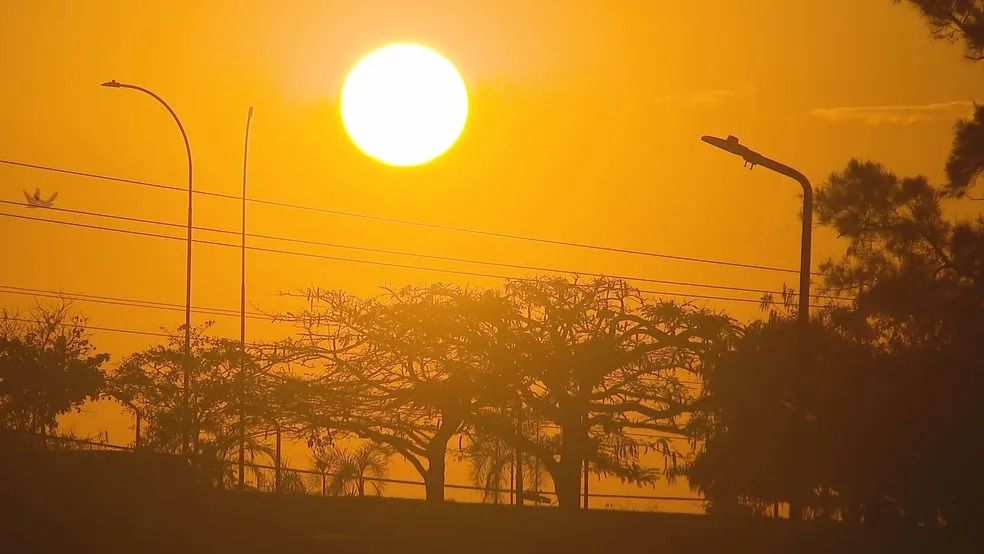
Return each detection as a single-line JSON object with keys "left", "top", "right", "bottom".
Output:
{"left": 749, "top": 155, "right": 812, "bottom": 200}
{"left": 101, "top": 81, "right": 192, "bottom": 171}
{"left": 756, "top": 155, "right": 813, "bottom": 323}
{"left": 700, "top": 134, "right": 813, "bottom": 322}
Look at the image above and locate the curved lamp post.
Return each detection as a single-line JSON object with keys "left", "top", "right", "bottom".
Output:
{"left": 700, "top": 134, "right": 812, "bottom": 323}
{"left": 102, "top": 80, "right": 194, "bottom": 458}
{"left": 701, "top": 134, "right": 814, "bottom": 519}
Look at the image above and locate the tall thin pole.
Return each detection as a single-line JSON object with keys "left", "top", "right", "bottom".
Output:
{"left": 238, "top": 106, "right": 254, "bottom": 488}
{"left": 275, "top": 424, "right": 282, "bottom": 493}
{"left": 582, "top": 411, "right": 589, "bottom": 510}
{"left": 134, "top": 409, "right": 141, "bottom": 450}
{"left": 102, "top": 81, "right": 193, "bottom": 458}
{"left": 583, "top": 459, "right": 589, "bottom": 509}
{"left": 700, "top": 135, "right": 813, "bottom": 519}
{"left": 515, "top": 400, "right": 524, "bottom": 506}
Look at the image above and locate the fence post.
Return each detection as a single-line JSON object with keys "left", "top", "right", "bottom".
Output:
{"left": 275, "top": 424, "right": 282, "bottom": 493}
{"left": 515, "top": 400, "right": 524, "bottom": 506}
{"left": 583, "top": 459, "right": 589, "bottom": 509}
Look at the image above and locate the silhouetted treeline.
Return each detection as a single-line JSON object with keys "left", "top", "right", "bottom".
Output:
{"left": 3, "top": 212, "right": 983, "bottom": 525}
{"left": 4, "top": 104, "right": 984, "bottom": 525}
{"left": 690, "top": 110, "right": 984, "bottom": 526}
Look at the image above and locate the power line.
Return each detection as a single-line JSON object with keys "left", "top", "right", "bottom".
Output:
{"left": 0, "top": 314, "right": 170, "bottom": 338}
{"left": 0, "top": 199, "right": 846, "bottom": 302}
{"left": 0, "top": 288, "right": 710, "bottom": 438}
{"left": 0, "top": 210, "right": 840, "bottom": 309}
{"left": 0, "top": 157, "right": 823, "bottom": 276}
{"left": 0, "top": 284, "right": 269, "bottom": 321}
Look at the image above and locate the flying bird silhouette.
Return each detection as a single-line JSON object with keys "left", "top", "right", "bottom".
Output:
{"left": 23, "top": 188, "right": 58, "bottom": 208}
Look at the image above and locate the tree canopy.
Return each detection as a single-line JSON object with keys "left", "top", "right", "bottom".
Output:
{"left": 0, "top": 302, "right": 107, "bottom": 437}
{"left": 690, "top": 150, "right": 984, "bottom": 527}
{"left": 903, "top": 0, "right": 984, "bottom": 60}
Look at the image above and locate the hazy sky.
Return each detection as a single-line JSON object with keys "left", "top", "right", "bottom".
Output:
{"left": 1, "top": 0, "right": 981, "bottom": 507}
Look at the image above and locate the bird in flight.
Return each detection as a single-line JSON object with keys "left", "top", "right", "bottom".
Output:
{"left": 23, "top": 188, "right": 58, "bottom": 208}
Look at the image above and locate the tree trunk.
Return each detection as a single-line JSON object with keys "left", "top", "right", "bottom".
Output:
{"left": 582, "top": 459, "right": 589, "bottom": 509}
{"left": 424, "top": 450, "right": 446, "bottom": 502}
{"left": 552, "top": 462, "right": 582, "bottom": 511}
{"left": 237, "top": 413, "right": 245, "bottom": 489}
{"left": 274, "top": 425, "right": 282, "bottom": 493}
{"left": 554, "top": 408, "right": 586, "bottom": 511}
{"left": 789, "top": 498, "right": 804, "bottom": 521}
{"left": 515, "top": 400, "right": 524, "bottom": 506}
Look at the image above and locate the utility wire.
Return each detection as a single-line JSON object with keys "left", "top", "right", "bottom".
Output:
{"left": 0, "top": 286, "right": 710, "bottom": 439}
{"left": 0, "top": 157, "right": 823, "bottom": 276}
{"left": 0, "top": 284, "right": 269, "bottom": 321}
{"left": 0, "top": 199, "right": 847, "bottom": 302}
{"left": 0, "top": 314, "right": 170, "bottom": 338}
{"left": 0, "top": 210, "right": 839, "bottom": 309}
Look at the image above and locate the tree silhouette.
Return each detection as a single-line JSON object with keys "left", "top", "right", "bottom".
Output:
{"left": 814, "top": 158, "right": 984, "bottom": 527}
{"left": 688, "top": 317, "right": 875, "bottom": 520}
{"left": 311, "top": 442, "right": 392, "bottom": 497}
{"left": 901, "top": 0, "right": 984, "bottom": 60}
{"left": 897, "top": 1, "right": 984, "bottom": 198}
{"left": 479, "top": 277, "right": 735, "bottom": 510}
{"left": 281, "top": 284, "right": 506, "bottom": 502}
{"left": 461, "top": 424, "right": 549, "bottom": 504}
{"left": 691, "top": 156, "right": 984, "bottom": 527}
{"left": 945, "top": 104, "right": 984, "bottom": 198}
{"left": 0, "top": 302, "right": 107, "bottom": 439}
{"left": 110, "top": 323, "right": 287, "bottom": 485}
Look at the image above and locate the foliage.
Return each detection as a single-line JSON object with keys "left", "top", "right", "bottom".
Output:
{"left": 280, "top": 278, "right": 734, "bottom": 509}
{"left": 476, "top": 277, "right": 736, "bottom": 509}
{"left": 108, "top": 323, "right": 288, "bottom": 482}
{"left": 688, "top": 318, "right": 875, "bottom": 519}
{"left": 460, "top": 423, "right": 549, "bottom": 504}
{"left": 282, "top": 283, "right": 509, "bottom": 502}
{"left": 691, "top": 154, "right": 984, "bottom": 528}
{"left": 311, "top": 442, "right": 392, "bottom": 496}
{"left": 901, "top": 0, "right": 984, "bottom": 60}
{"left": 945, "top": 104, "right": 984, "bottom": 198}
{"left": 0, "top": 302, "right": 107, "bottom": 436}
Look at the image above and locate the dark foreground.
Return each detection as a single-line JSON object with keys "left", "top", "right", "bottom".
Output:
{"left": 0, "top": 449, "right": 976, "bottom": 553}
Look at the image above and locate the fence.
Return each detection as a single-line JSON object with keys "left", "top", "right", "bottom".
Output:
{"left": 37, "top": 435, "right": 706, "bottom": 513}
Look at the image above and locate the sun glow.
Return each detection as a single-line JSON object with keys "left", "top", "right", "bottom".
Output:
{"left": 340, "top": 43, "right": 469, "bottom": 167}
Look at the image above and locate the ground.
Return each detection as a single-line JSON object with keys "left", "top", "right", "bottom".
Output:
{"left": 0, "top": 448, "right": 970, "bottom": 553}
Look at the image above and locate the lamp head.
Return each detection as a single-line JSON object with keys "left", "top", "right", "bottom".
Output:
{"left": 700, "top": 134, "right": 764, "bottom": 169}
{"left": 101, "top": 80, "right": 122, "bottom": 88}
{"left": 701, "top": 134, "right": 748, "bottom": 156}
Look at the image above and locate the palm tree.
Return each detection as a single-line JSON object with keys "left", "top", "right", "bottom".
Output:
{"left": 278, "top": 458, "right": 310, "bottom": 495}
{"left": 464, "top": 431, "right": 512, "bottom": 504}
{"left": 463, "top": 426, "right": 551, "bottom": 505}
{"left": 312, "top": 442, "right": 392, "bottom": 497}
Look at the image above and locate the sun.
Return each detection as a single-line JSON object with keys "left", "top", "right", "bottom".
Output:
{"left": 340, "top": 43, "right": 469, "bottom": 167}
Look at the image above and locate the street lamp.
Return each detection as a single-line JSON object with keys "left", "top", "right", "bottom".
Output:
{"left": 700, "top": 134, "right": 813, "bottom": 324}
{"left": 701, "top": 134, "right": 814, "bottom": 520}
{"left": 102, "top": 80, "right": 194, "bottom": 458}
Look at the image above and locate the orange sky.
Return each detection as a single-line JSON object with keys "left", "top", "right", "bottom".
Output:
{"left": 2, "top": 0, "right": 982, "bottom": 510}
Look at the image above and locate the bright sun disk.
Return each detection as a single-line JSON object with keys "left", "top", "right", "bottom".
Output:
{"left": 340, "top": 43, "right": 469, "bottom": 167}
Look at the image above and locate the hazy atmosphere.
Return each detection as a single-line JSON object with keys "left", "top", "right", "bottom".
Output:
{"left": 3, "top": 1, "right": 984, "bottom": 552}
